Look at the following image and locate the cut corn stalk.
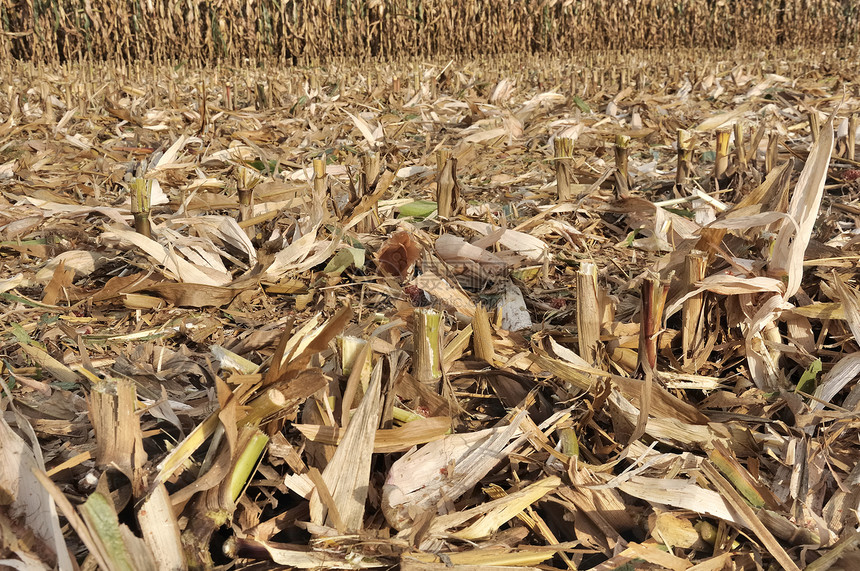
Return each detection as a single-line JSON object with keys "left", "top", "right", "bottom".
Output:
{"left": 714, "top": 128, "right": 731, "bottom": 185}
{"left": 675, "top": 128, "right": 693, "bottom": 194}
{"left": 734, "top": 121, "right": 746, "bottom": 169}
{"left": 130, "top": 176, "right": 153, "bottom": 238}
{"left": 638, "top": 271, "right": 671, "bottom": 372}
{"left": 471, "top": 303, "right": 496, "bottom": 365}
{"left": 436, "top": 149, "right": 460, "bottom": 218}
{"left": 236, "top": 164, "right": 262, "bottom": 238}
{"left": 576, "top": 260, "right": 601, "bottom": 365}
{"left": 614, "top": 133, "right": 631, "bottom": 197}
{"left": 766, "top": 131, "right": 780, "bottom": 173}
{"left": 682, "top": 249, "right": 707, "bottom": 367}
{"left": 554, "top": 136, "right": 575, "bottom": 201}
{"left": 413, "top": 307, "right": 443, "bottom": 390}
{"left": 87, "top": 376, "right": 146, "bottom": 484}
{"left": 849, "top": 113, "right": 857, "bottom": 161}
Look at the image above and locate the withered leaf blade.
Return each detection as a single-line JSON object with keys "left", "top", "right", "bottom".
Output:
{"left": 377, "top": 230, "right": 421, "bottom": 278}
{"left": 145, "top": 281, "right": 246, "bottom": 307}
{"left": 309, "top": 359, "right": 383, "bottom": 532}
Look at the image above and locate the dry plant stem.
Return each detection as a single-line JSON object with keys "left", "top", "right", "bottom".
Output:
{"left": 638, "top": 272, "right": 670, "bottom": 373}
{"left": 357, "top": 151, "right": 380, "bottom": 233}
{"left": 41, "top": 82, "right": 54, "bottom": 122}
{"left": 849, "top": 114, "right": 857, "bottom": 161}
{"left": 761, "top": 321, "right": 783, "bottom": 377}
{"left": 340, "top": 340, "right": 371, "bottom": 428}
{"left": 137, "top": 483, "right": 184, "bottom": 569}
{"left": 554, "top": 136, "right": 575, "bottom": 201}
{"left": 239, "top": 202, "right": 254, "bottom": 239}
{"left": 436, "top": 149, "right": 459, "bottom": 218}
{"left": 88, "top": 376, "right": 146, "bottom": 486}
{"left": 413, "top": 308, "right": 443, "bottom": 390}
{"left": 313, "top": 158, "right": 327, "bottom": 195}
{"left": 676, "top": 129, "right": 693, "bottom": 194}
{"left": 714, "top": 129, "right": 730, "bottom": 185}
{"left": 809, "top": 111, "right": 820, "bottom": 144}
{"left": 362, "top": 151, "right": 380, "bottom": 195}
{"left": 256, "top": 81, "right": 269, "bottom": 109}
{"left": 748, "top": 122, "right": 767, "bottom": 170}
{"left": 130, "top": 177, "right": 152, "bottom": 239}
{"left": 132, "top": 212, "right": 152, "bottom": 238}
{"left": 734, "top": 121, "right": 746, "bottom": 168}
{"left": 338, "top": 335, "right": 368, "bottom": 377}
{"left": 237, "top": 188, "right": 253, "bottom": 214}
{"left": 197, "top": 80, "right": 207, "bottom": 135}
{"left": 614, "top": 134, "right": 631, "bottom": 197}
{"left": 183, "top": 425, "right": 264, "bottom": 570}
{"left": 236, "top": 165, "right": 260, "bottom": 238}
{"left": 224, "top": 80, "right": 233, "bottom": 111}
{"left": 312, "top": 158, "right": 327, "bottom": 215}
{"left": 472, "top": 304, "right": 496, "bottom": 365}
{"left": 766, "top": 132, "right": 780, "bottom": 173}
{"left": 240, "top": 388, "right": 286, "bottom": 427}
{"left": 576, "top": 261, "right": 600, "bottom": 365}
{"left": 682, "top": 250, "right": 708, "bottom": 366}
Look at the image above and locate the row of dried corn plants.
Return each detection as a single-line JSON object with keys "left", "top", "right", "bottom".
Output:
{"left": 1, "top": 0, "right": 858, "bottom": 64}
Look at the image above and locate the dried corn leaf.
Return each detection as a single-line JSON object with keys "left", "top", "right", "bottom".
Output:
{"left": 771, "top": 112, "right": 835, "bottom": 299}
{"left": 105, "top": 226, "right": 231, "bottom": 286}
{"left": 403, "top": 546, "right": 559, "bottom": 567}
{"left": 0, "top": 409, "right": 73, "bottom": 570}
{"left": 309, "top": 360, "right": 382, "bottom": 532}
{"left": 432, "top": 476, "right": 560, "bottom": 540}
{"left": 295, "top": 416, "right": 450, "bottom": 453}
{"left": 383, "top": 410, "right": 528, "bottom": 530}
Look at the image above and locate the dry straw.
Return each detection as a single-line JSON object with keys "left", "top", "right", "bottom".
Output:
{"left": 1, "top": 0, "right": 858, "bottom": 64}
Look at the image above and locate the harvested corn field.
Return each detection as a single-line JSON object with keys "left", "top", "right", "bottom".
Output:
{"left": 2, "top": 42, "right": 860, "bottom": 571}
{"left": 1, "top": 0, "right": 860, "bottom": 63}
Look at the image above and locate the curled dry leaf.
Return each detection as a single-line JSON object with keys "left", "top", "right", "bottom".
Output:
{"left": 376, "top": 230, "right": 421, "bottom": 279}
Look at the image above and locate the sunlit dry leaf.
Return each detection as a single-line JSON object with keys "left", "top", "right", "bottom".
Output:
{"left": 771, "top": 111, "right": 835, "bottom": 298}
{"left": 105, "top": 225, "right": 231, "bottom": 286}
{"left": 0, "top": 410, "right": 74, "bottom": 570}
{"left": 146, "top": 281, "right": 245, "bottom": 307}
{"left": 383, "top": 410, "right": 528, "bottom": 530}
{"left": 309, "top": 361, "right": 382, "bottom": 532}
{"left": 295, "top": 416, "right": 450, "bottom": 453}
{"left": 34, "top": 250, "right": 104, "bottom": 284}
{"left": 377, "top": 230, "right": 421, "bottom": 278}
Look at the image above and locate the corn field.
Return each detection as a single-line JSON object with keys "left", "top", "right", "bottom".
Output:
{"left": 1, "top": 0, "right": 858, "bottom": 64}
